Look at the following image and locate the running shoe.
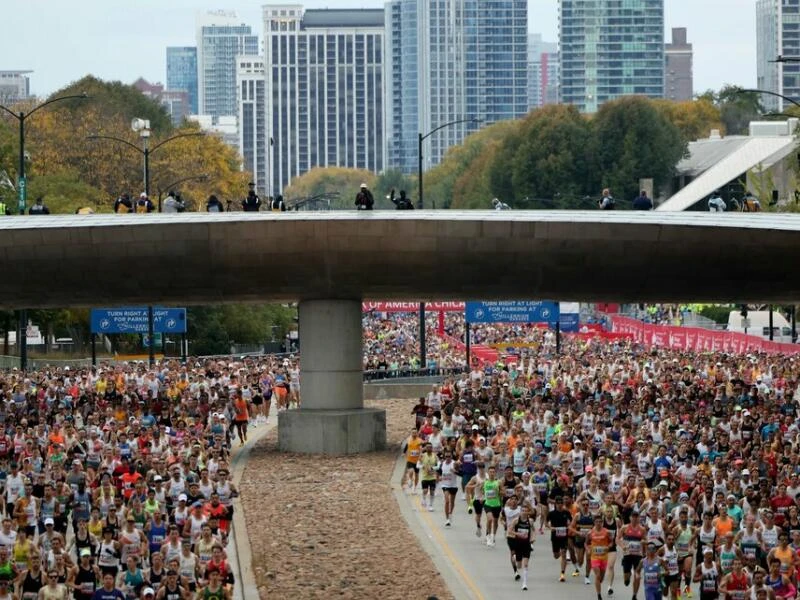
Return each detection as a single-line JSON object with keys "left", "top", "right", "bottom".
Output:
{"left": 683, "top": 586, "right": 692, "bottom": 597}
{"left": 475, "top": 527, "right": 481, "bottom": 538}
{"left": 467, "top": 506, "right": 473, "bottom": 515}
{"left": 445, "top": 519, "right": 451, "bottom": 527}
{"left": 572, "top": 569, "right": 580, "bottom": 577}
{"left": 522, "top": 584, "right": 528, "bottom": 591}
{"left": 608, "top": 588, "right": 614, "bottom": 596}
{"left": 514, "top": 572, "right": 521, "bottom": 581}
{"left": 427, "top": 504, "right": 433, "bottom": 512}
{"left": 585, "top": 577, "right": 591, "bottom": 585}
{"left": 559, "top": 574, "right": 565, "bottom": 583}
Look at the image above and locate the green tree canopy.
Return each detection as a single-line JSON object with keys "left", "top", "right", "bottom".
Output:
{"left": 282, "top": 167, "right": 378, "bottom": 209}
{"left": 592, "top": 96, "right": 688, "bottom": 202}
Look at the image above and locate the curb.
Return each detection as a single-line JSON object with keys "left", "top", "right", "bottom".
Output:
{"left": 229, "top": 411, "right": 277, "bottom": 600}
{"left": 390, "top": 455, "right": 480, "bottom": 600}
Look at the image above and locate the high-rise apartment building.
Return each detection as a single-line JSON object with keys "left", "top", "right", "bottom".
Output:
{"left": 528, "top": 34, "right": 559, "bottom": 110}
{"left": 757, "top": 0, "right": 800, "bottom": 112}
{"left": 261, "top": 5, "right": 385, "bottom": 195}
{"left": 166, "top": 47, "right": 199, "bottom": 115}
{"left": 559, "top": 0, "right": 665, "bottom": 113}
{"left": 664, "top": 28, "right": 693, "bottom": 102}
{"left": 237, "top": 56, "right": 267, "bottom": 195}
{"left": 0, "top": 71, "right": 32, "bottom": 104}
{"left": 196, "top": 11, "right": 259, "bottom": 120}
{"left": 386, "top": 0, "right": 528, "bottom": 173}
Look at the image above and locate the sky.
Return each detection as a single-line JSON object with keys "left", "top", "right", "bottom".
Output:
{"left": 1, "top": 0, "right": 758, "bottom": 98}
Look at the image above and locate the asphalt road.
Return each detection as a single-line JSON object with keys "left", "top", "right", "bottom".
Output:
{"left": 394, "top": 469, "right": 702, "bottom": 600}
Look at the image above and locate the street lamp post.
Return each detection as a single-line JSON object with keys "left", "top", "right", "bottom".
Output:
{"left": 87, "top": 128, "right": 203, "bottom": 366}
{"left": 416, "top": 117, "right": 480, "bottom": 371}
{"left": 0, "top": 93, "right": 88, "bottom": 371}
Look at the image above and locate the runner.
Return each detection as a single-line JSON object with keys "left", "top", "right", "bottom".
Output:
{"left": 586, "top": 514, "right": 612, "bottom": 600}
{"left": 502, "top": 495, "right": 522, "bottom": 581}
{"left": 418, "top": 443, "right": 439, "bottom": 512}
{"left": 439, "top": 450, "right": 459, "bottom": 527}
{"left": 620, "top": 510, "right": 646, "bottom": 598}
{"left": 570, "top": 497, "right": 594, "bottom": 584}
{"left": 547, "top": 496, "right": 571, "bottom": 582}
{"left": 662, "top": 532, "right": 682, "bottom": 600}
{"left": 640, "top": 542, "right": 664, "bottom": 600}
{"left": 483, "top": 466, "right": 503, "bottom": 548}
{"left": 400, "top": 430, "right": 422, "bottom": 494}
{"left": 718, "top": 558, "right": 749, "bottom": 600}
{"left": 465, "top": 463, "right": 487, "bottom": 538}
{"left": 508, "top": 504, "right": 534, "bottom": 591}
{"left": 671, "top": 507, "right": 695, "bottom": 597}
{"left": 692, "top": 546, "right": 719, "bottom": 600}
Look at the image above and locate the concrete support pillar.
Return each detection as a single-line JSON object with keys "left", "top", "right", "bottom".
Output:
{"left": 278, "top": 299, "right": 386, "bottom": 454}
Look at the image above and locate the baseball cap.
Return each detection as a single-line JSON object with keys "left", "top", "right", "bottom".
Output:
{"left": 79, "top": 548, "right": 91, "bottom": 557}
{"left": 471, "top": 424, "right": 479, "bottom": 431}
{"left": 44, "top": 518, "right": 54, "bottom": 526}
{"left": 178, "top": 494, "right": 188, "bottom": 502}
{"left": 703, "top": 546, "right": 714, "bottom": 555}
{"left": 142, "top": 588, "right": 155, "bottom": 597}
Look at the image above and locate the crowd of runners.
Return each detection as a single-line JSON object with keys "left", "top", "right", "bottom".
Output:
{"left": 402, "top": 332, "right": 800, "bottom": 599}
{"left": 0, "top": 355, "right": 298, "bottom": 600}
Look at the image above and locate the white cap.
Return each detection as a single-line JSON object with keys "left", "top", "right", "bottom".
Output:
{"left": 142, "top": 588, "right": 155, "bottom": 596}
{"left": 360, "top": 183, "right": 367, "bottom": 188}
{"left": 178, "top": 494, "right": 188, "bottom": 502}
{"left": 44, "top": 517, "right": 54, "bottom": 526}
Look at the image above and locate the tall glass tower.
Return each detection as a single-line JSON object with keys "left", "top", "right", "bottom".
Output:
{"left": 166, "top": 47, "right": 198, "bottom": 115}
{"left": 196, "top": 11, "right": 259, "bottom": 119}
{"left": 757, "top": 0, "right": 800, "bottom": 112}
{"left": 559, "top": 0, "right": 665, "bottom": 113}
{"left": 386, "top": 0, "right": 528, "bottom": 173}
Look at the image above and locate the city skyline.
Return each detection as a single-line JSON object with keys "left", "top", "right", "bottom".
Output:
{"left": 2, "top": 0, "right": 758, "bottom": 99}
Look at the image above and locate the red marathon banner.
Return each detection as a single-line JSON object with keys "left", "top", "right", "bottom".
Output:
{"left": 362, "top": 301, "right": 466, "bottom": 313}
{"left": 610, "top": 316, "right": 800, "bottom": 355}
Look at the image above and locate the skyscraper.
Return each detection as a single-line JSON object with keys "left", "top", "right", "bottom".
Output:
{"left": 0, "top": 71, "right": 32, "bottom": 104}
{"left": 166, "top": 47, "right": 199, "bottom": 115}
{"left": 196, "top": 11, "right": 259, "bottom": 120}
{"left": 261, "top": 5, "right": 385, "bottom": 195}
{"left": 386, "top": 0, "right": 528, "bottom": 173}
{"left": 237, "top": 56, "right": 267, "bottom": 195}
{"left": 559, "top": 0, "right": 665, "bottom": 113}
{"left": 528, "top": 34, "right": 559, "bottom": 110}
{"left": 757, "top": 0, "right": 800, "bottom": 112}
{"left": 664, "top": 28, "right": 693, "bottom": 102}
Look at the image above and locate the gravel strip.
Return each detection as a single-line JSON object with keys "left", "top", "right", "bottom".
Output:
{"left": 241, "top": 399, "right": 455, "bottom": 600}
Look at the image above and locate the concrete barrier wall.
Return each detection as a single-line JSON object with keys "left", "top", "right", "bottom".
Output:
{"left": 363, "top": 383, "right": 433, "bottom": 400}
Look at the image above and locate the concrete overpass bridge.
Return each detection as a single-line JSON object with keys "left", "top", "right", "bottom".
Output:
{"left": 1, "top": 211, "right": 798, "bottom": 453}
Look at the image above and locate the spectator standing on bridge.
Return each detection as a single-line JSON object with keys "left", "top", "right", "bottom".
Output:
{"left": 708, "top": 190, "right": 727, "bottom": 212}
{"left": 355, "top": 183, "right": 374, "bottom": 211}
{"left": 598, "top": 188, "right": 615, "bottom": 210}
{"left": 270, "top": 194, "right": 287, "bottom": 212}
{"left": 0, "top": 199, "right": 9, "bottom": 215}
{"left": 135, "top": 193, "right": 154, "bottom": 213}
{"left": 161, "top": 191, "right": 185, "bottom": 213}
{"left": 206, "top": 194, "right": 224, "bottom": 212}
{"left": 28, "top": 196, "right": 50, "bottom": 215}
{"left": 743, "top": 191, "right": 761, "bottom": 212}
{"left": 492, "top": 198, "right": 511, "bottom": 211}
{"left": 390, "top": 189, "right": 414, "bottom": 210}
{"left": 114, "top": 193, "right": 132, "bottom": 214}
{"left": 242, "top": 182, "right": 261, "bottom": 212}
{"left": 633, "top": 191, "right": 653, "bottom": 211}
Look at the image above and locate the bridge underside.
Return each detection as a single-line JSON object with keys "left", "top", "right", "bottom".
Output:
{"left": 1, "top": 211, "right": 799, "bottom": 308}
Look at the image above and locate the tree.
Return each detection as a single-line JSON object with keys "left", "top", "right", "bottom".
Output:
{"left": 496, "top": 104, "right": 598, "bottom": 204}
{"left": 697, "top": 85, "right": 763, "bottom": 136}
{"left": 652, "top": 98, "right": 724, "bottom": 141}
{"left": 282, "top": 167, "right": 377, "bottom": 210}
{"left": 0, "top": 76, "right": 250, "bottom": 212}
{"left": 592, "top": 96, "right": 687, "bottom": 202}
{"left": 424, "top": 120, "right": 519, "bottom": 208}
